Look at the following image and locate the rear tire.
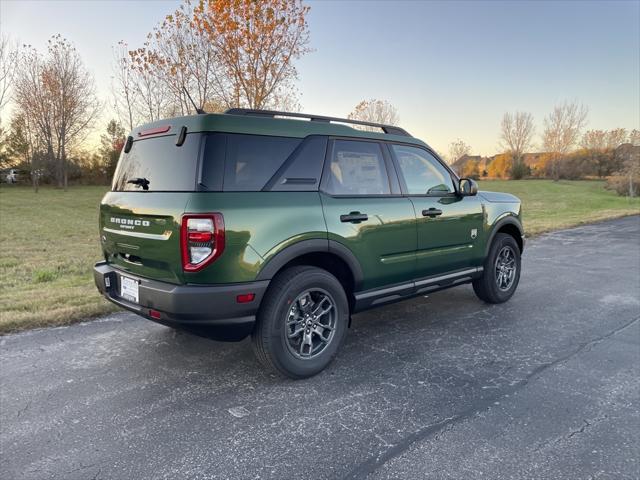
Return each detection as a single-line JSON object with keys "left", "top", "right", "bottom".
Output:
{"left": 473, "top": 233, "right": 521, "bottom": 304}
{"left": 251, "top": 266, "right": 349, "bottom": 379}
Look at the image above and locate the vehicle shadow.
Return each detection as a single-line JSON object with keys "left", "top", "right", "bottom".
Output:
{"left": 131, "top": 284, "right": 508, "bottom": 389}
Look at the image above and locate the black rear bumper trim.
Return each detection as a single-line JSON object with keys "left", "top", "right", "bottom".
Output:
{"left": 94, "top": 262, "right": 269, "bottom": 341}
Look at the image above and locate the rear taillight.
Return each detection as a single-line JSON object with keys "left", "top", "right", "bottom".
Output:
{"left": 181, "top": 213, "right": 225, "bottom": 272}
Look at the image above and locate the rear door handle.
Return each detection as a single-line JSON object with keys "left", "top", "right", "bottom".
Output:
{"left": 340, "top": 212, "right": 368, "bottom": 223}
{"left": 422, "top": 208, "right": 443, "bottom": 218}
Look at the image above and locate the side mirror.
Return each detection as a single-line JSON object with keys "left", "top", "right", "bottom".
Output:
{"left": 459, "top": 178, "right": 478, "bottom": 196}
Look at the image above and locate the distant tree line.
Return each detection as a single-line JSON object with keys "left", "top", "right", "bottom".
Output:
{"left": 450, "top": 101, "right": 639, "bottom": 196}
{"left": 1, "top": 2, "right": 637, "bottom": 197}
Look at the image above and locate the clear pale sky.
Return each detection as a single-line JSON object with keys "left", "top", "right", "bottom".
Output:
{"left": 1, "top": 0, "right": 638, "bottom": 156}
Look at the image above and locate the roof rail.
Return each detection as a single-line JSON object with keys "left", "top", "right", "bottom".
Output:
{"left": 224, "top": 108, "right": 412, "bottom": 137}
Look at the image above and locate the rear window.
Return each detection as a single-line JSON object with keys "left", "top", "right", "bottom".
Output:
{"left": 112, "top": 134, "right": 202, "bottom": 192}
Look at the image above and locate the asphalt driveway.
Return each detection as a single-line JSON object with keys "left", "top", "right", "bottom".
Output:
{"left": 1, "top": 216, "right": 639, "bottom": 480}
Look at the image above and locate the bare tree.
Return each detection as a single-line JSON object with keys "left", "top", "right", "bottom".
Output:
{"left": 0, "top": 35, "right": 18, "bottom": 122}
{"left": 542, "top": 101, "right": 588, "bottom": 180}
{"left": 46, "top": 35, "right": 101, "bottom": 189}
{"left": 630, "top": 129, "right": 640, "bottom": 146}
{"left": 500, "top": 111, "right": 535, "bottom": 163}
{"left": 14, "top": 46, "right": 55, "bottom": 191}
{"left": 605, "top": 128, "right": 628, "bottom": 150}
{"left": 14, "top": 36, "right": 100, "bottom": 190}
{"left": 581, "top": 129, "right": 607, "bottom": 152}
{"left": 448, "top": 139, "right": 471, "bottom": 165}
{"left": 112, "top": 42, "right": 138, "bottom": 132}
{"left": 348, "top": 99, "right": 399, "bottom": 127}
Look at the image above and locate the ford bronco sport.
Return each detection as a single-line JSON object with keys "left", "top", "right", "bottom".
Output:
{"left": 94, "top": 109, "right": 524, "bottom": 378}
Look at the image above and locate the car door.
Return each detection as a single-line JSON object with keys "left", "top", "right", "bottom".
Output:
{"left": 388, "top": 143, "right": 484, "bottom": 279}
{"left": 320, "top": 138, "right": 417, "bottom": 292}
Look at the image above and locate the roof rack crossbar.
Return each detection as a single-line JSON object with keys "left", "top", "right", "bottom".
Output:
{"left": 224, "top": 108, "right": 411, "bottom": 137}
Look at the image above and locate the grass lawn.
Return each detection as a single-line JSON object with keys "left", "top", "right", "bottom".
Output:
{"left": 0, "top": 186, "right": 115, "bottom": 333}
{"left": 479, "top": 179, "right": 640, "bottom": 236}
{"left": 0, "top": 180, "right": 638, "bottom": 334}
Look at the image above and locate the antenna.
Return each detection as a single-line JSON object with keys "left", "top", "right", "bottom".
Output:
{"left": 182, "top": 86, "right": 206, "bottom": 115}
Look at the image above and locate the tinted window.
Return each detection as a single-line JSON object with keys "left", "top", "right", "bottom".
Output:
{"left": 200, "top": 133, "right": 225, "bottom": 191}
{"left": 112, "top": 134, "right": 201, "bottom": 192}
{"left": 391, "top": 145, "right": 454, "bottom": 195}
{"left": 223, "top": 134, "right": 300, "bottom": 191}
{"left": 270, "top": 136, "right": 327, "bottom": 191}
{"left": 325, "top": 140, "right": 390, "bottom": 195}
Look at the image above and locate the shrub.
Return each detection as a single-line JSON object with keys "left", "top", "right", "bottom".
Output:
{"left": 510, "top": 161, "right": 530, "bottom": 180}
{"left": 487, "top": 153, "right": 512, "bottom": 178}
{"left": 606, "top": 175, "right": 640, "bottom": 197}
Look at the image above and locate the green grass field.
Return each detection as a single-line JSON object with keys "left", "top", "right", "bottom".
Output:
{"left": 0, "top": 186, "right": 115, "bottom": 333}
{"left": 0, "top": 180, "right": 638, "bottom": 334}
{"left": 479, "top": 179, "right": 640, "bottom": 235}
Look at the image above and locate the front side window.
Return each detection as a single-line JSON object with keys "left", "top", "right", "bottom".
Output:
{"left": 324, "top": 140, "right": 390, "bottom": 195}
{"left": 391, "top": 145, "right": 455, "bottom": 195}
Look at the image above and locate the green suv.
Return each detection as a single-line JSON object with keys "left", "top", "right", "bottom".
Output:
{"left": 94, "top": 109, "right": 524, "bottom": 378}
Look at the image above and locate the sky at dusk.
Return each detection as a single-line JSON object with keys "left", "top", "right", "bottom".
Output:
{"left": 1, "top": 0, "right": 638, "bottom": 156}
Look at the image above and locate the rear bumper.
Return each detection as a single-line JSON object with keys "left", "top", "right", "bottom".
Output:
{"left": 93, "top": 262, "right": 269, "bottom": 341}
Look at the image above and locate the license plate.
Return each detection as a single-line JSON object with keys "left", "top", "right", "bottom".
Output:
{"left": 120, "top": 275, "right": 139, "bottom": 303}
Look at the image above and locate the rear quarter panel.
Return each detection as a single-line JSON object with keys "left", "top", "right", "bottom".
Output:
{"left": 184, "top": 192, "right": 327, "bottom": 284}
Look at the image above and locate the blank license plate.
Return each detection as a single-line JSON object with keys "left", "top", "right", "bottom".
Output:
{"left": 120, "top": 276, "right": 139, "bottom": 303}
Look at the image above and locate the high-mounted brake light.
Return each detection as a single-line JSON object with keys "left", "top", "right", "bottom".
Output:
{"left": 138, "top": 125, "right": 171, "bottom": 137}
{"left": 181, "top": 213, "right": 225, "bottom": 272}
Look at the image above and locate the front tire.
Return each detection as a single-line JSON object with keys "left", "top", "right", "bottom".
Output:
{"left": 473, "top": 233, "right": 521, "bottom": 304}
{"left": 251, "top": 266, "right": 349, "bottom": 379}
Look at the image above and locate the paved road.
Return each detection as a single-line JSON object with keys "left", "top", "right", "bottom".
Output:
{"left": 1, "top": 216, "right": 639, "bottom": 480}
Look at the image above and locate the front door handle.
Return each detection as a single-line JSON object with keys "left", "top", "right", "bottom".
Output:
{"left": 422, "top": 208, "right": 443, "bottom": 218}
{"left": 340, "top": 212, "right": 368, "bottom": 223}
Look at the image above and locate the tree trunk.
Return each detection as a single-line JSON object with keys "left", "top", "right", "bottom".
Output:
{"left": 55, "top": 140, "right": 63, "bottom": 188}
{"left": 32, "top": 154, "right": 39, "bottom": 193}
{"left": 61, "top": 127, "right": 67, "bottom": 191}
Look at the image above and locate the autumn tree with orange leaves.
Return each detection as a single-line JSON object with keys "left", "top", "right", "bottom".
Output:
{"left": 120, "top": 0, "right": 310, "bottom": 123}
{"left": 487, "top": 153, "right": 513, "bottom": 179}
{"left": 194, "top": 0, "right": 310, "bottom": 109}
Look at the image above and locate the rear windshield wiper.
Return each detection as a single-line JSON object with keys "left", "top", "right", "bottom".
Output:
{"left": 127, "top": 177, "right": 150, "bottom": 191}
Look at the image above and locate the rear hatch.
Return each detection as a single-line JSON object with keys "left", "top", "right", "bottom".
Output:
{"left": 100, "top": 128, "right": 203, "bottom": 284}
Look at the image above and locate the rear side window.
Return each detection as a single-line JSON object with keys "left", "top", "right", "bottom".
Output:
{"left": 222, "top": 134, "right": 301, "bottom": 191}
{"left": 112, "top": 134, "right": 201, "bottom": 192}
{"left": 268, "top": 136, "right": 327, "bottom": 191}
{"left": 324, "top": 140, "right": 390, "bottom": 195}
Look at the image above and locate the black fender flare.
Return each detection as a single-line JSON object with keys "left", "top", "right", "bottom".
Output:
{"left": 485, "top": 215, "right": 525, "bottom": 256}
{"left": 255, "top": 239, "right": 364, "bottom": 290}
